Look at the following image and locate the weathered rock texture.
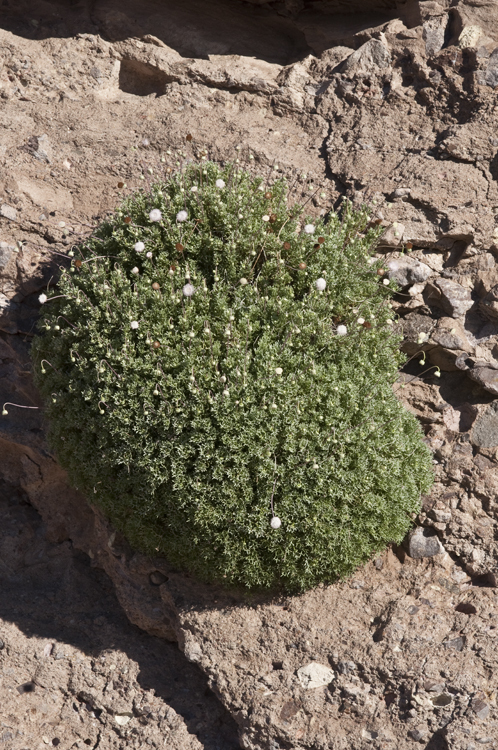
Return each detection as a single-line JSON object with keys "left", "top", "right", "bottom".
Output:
{"left": 1, "top": 1, "right": 498, "bottom": 748}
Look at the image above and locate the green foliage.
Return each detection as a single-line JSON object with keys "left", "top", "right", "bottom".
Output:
{"left": 32, "top": 162, "right": 433, "bottom": 593}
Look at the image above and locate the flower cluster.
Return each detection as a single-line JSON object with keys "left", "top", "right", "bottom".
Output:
{"left": 32, "top": 161, "right": 433, "bottom": 593}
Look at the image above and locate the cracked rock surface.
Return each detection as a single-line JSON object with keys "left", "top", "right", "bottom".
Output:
{"left": 1, "top": 0, "right": 498, "bottom": 748}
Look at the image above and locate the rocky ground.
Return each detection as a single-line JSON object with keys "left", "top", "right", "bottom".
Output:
{"left": 1, "top": 0, "right": 498, "bottom": 748}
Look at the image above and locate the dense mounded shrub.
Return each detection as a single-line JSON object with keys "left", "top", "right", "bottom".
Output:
{"left": 32, "top": 162, "right": 433, "bottom": 592}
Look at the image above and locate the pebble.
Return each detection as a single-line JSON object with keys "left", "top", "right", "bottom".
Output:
{"left": 297, "top": 662, "right": 335, "bottom": 689}
{"left": 149, "top": 571, "right": 168, "bottom": 585}
{"left": 0, "top": 637, "right": 4, "bottom": 649}
{"left": 406, "top": 527, "right": 444, "bottom": 558}
{"left": 471, "top": 698, "right": 490, "bottom": 719}
{"left": 0, "top": 204, "right": 17, "bottom": 221}
{"left": 444, "top": 636, "right": 465, "bottom": 652}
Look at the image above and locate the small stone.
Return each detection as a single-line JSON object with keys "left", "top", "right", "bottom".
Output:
{"left": 392, "top": 187, "right": 411, "bottom": 199}
{"left": 472, "top": 401, "right": 498, "bottom": 449}
{"left": 406, "top": 527, "right": 444, "bottom": 559}
{"left": 0, "top": 637, "right": 4, "bottom": 649}
{"left": 149, "top": 571, "right": 168, "bottom": 585}
{"left": 435, "top": 278, "right": 473, "bottom": 318}
{"left": 114, "top": 713, "right": 133, "bottom": 726}
{"left": 0, "top": 204, "right": 17, "bottom": 221}
{"left": 337, "top": 660, "right": 356, "bottom": 675}
{"left": 386, "top": 257, "right": 432, "bottom": 287}
{"left": 444, "top": 636, "right": 465, "bottom": 652}
{"left": 297, "top": 662, "right": 335, "bottom": 689}
{"left": 471, "top": 698, "right": 490, "bottom": 720}
{"left": 408, "top": 727, "right": 427, "bottom": 742}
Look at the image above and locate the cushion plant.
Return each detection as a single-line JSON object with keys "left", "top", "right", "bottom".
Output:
{"left": 31, "top": 161, "right": 433, "bottom": 593}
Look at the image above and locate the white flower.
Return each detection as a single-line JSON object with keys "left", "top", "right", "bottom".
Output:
{"left": 357, "top": 317, "right": 365, "bottom": 325}
{"left": 262, "top": 215, "right": 270, "bottom": 222}
{"left": 336, "top": 325, "right": 348, "bottom": 336}
{"left": 223, "top": 389, "right": 230, "bottom": 397}
{"left": 183, "top": 283, "right": 195, "bottom": 297}
{"left": 304, "top": 224, "right": 315, "bottom": 234}
{"left": 275, "top": 367, "right": 283, "bottom": 376}
{"left": 130, "top": 321, "right": 139, "bottom": 329}
{"left": 258, "top": 185, "right": 265, "bottom": 191}
{"left": 146, "top": 251, "right": 153, "bottom": 258}
{"left": 383, "top": 278, "right": 390, "bottom": 285}
{"left": 176, "top": 210, "right": 188, "bottom": 222}
{"left": 239, "top": 278, "right": 248, "bottom": 286}
{"left": 315, "top": 278, "right": 326, "bottom": 291}
{"left": 149, "top": 209, "right": 162, "bottom": 222}
{"left": 215, "top": 179, "right": 226, "bottom": 188}
{"left": 271, "top": 517, "right": 281, "bottom": 529}
{"left": 190, "top": 186, "right": 198, "bottom": 192}
{"left": 134, "top": 241, "right": 145, "bottom": 253}
{"left": 131, "top": 267, "right": 139, "bottom": 274}
{"left": 38, "top": 293, "right": 47, "bottom": 304}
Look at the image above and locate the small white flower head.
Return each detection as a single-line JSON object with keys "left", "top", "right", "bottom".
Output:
{"left": 130, "top": 321, "right": 139, "bottom": 330}
{"left": 134, "top": 241, "right": 145, "bottom": 253}
{"left": 215, "top": 179, "right": 226, "bottom": 189}
{"left": 357, "top": 317, "right": 365, "bottom": 325}
{"left": 239, "top": 278, "right": 248, "bottom": 286}
{"left": 336, "top": 325, "right": 348, "bottom": 336}
{"left": 304, "top": 224, "right": 315, "bottom": 234}
{"left": 146, "top": 251, "right": 153, "bottom": 258}
{"left": 183, "top": 283, "right": 195, "bottom": 297}
{"left": 131, "top": 266, "right": 139, "bottom": 275}
{"left": 190, "top": 186, "right": 198, "bottom": 192}
{"left": 38, "top": 293, "right": 48, "bottom": 304}
{"left": 176, "top": 210, "right": 188, "bottom": 223}
{"left": 258, "top": 185, "right": 265, "bottom": 191}
{"left": 262, "top": 215, "right": 270, "bottom": 222}
{"left": 315, "top": 278, "right": 327, "bottom": 292}
{"left": 149, "top": 208, "right": 162, "bottom": 222}
{"left": 271, "top": 516, "right": 281, "bottom": 529}
{"left": 275, "top": 367, "right": 283, "bottom": 376}
{"left": 223, "top": 389, "right": 230, "bottom": 397}
{"left": 383, "top": 278, "right": 390, "bottom": 285}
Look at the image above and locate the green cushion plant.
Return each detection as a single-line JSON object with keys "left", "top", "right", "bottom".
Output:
{"left": 32, "top": 161, "right": 433, "bottom": 593}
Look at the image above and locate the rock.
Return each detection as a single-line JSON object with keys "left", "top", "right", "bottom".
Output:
{"left": 484, "top": 48, "right": 498, "bottom": 88}
{"left": 149, "top": 570, "right": 168, "bottom": 585}
{"left": 435, "top": 278, "right": 474, "bottom": 318}
{"left": 0, "top": 242, "right": 14, "bottom": 272}
{"left": 471, "top": 697, "right": 490, "bottom": 720}
{"left": 391, "top": 187, "right": 411, "bottom": 199}
{"left": 379, "top": 222, "right": 405, "bottom": 248}
{"left": 406, "top": 527, "right": 444, "bottom": 559}
{"left": 444, "top": 637, "right": 465, "bottom": 652}
{"left": 480, "top": 282, "right": 498, "bottom": 320}
{"left": 423, "top": 15, "right": 448, "bottom": 57}
{"left": 472, "top": 401, "right": 498, "bottom": 448}
{"left": 408, "top": 726, "right": 427, "bottom": 741}
{"left": 386, "top": 256, "right": 432, "bottom": 287}
{"left": 32, "top": 134, "right": 52, "bottom": 163}
{"left": 341, "top": 39, "right": 391, "bottom": 76}
{"left": 431, "top": 318, "right": 473, "bottom": 352}
{"left": 459, "top": 25, "right": 483, "bottom": 49}
{"left": 0, "top": 204, "right": 17, "bottom": 221}
{"left": 296, "top": 662, "right": 335, "bottom": 689}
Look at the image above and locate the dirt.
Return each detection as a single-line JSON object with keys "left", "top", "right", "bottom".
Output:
{"left": 1, "top": 0, "right": 498, "bottom": 749}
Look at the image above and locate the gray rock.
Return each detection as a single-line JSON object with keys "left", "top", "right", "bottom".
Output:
{"left": 408, "top": 727, "right": 427, "bottom": 741}
{"left": 149, "top": 571, "right": 168, "bottom": 585}
{"left": 392, "top": 187, "right": 411, "bottom": 199}
{"left": 386, "top": 257, "right": 432, "bottom": 287}
{"left": 444, "top": 637, "right": 465, "bottom": 651}
{"left": 435, "top": 278, "right": 474, "bottom": 318}
{"left": 472, "top": 401, "right": 498, "bottom": 448}
{"left": 0, "top": 243, "right": 13, "bottom": 271}
{"left": 485, "top": 48, "right": 498, "bottom": 88}
{"left": 406, "top": 527, "right": 444, "bottom": 559}
{"left": 423, "top": 15, "right": 448, "bottom": 57}
{"left": 341, "top": 39, "right": 391, "bottom": 76}
{"left": 0, "top": 204, "right": 17, "bottom": 221}
{"left": 471, "top": 697, "right": 490, "bottom": 719}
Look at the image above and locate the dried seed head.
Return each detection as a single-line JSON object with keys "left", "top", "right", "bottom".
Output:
{"left": 152, "top": 282, "right": 160, "bottom": 290}
{"left": 299, "top": 262, "right": 307, "bottom": 270}
{"left": 152, "top": 341, "right": 161, "bottom": 349}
